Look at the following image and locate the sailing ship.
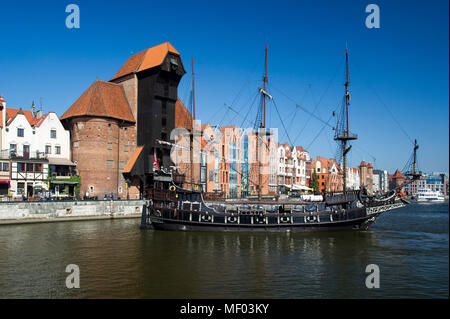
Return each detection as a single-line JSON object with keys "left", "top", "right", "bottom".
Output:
{"left": 140, "top": 47, "right": 421, "bottom": 232}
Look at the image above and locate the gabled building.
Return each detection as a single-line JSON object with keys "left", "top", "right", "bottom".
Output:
{"left": 0, "top": 97, "right": 74, "bottom": 199}
{"left": 276, "top": 143, "right": 311, "bottom": 194}
{"left": 313, "top": 156, "right": 342, "bottom": 192}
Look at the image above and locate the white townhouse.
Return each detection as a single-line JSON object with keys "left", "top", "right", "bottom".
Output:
{"left": 292, "top": 145, "right": 311, "bottom": 190}
{"left": 0, "top": 99, "right": 75, "bottom": 198}
{"left": 276, "top": 142, "right": 311, "bottom": 194}
{"left": 346, "top": 167, "right": 360, "bottom": 190}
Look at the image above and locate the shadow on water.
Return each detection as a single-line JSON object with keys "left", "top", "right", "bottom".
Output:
{"left": 0, "top": 201, "right": 448, "bottom": 298}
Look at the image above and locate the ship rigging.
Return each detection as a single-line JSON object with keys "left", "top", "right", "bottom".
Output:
{"left": 140, "top": 45, "right": 421, "bottom": 232}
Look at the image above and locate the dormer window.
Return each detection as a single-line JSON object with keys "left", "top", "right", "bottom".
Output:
{"left": 17, "top": 128, "right": 24, "bottom": 137}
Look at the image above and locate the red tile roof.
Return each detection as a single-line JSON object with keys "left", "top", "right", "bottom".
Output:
{"left": 315, "top": 156, "right": 340, "bottom": 171}
{"left": 123, "top": 146, "right": 144, "bottom": 174}
{"left": 111, "top": 42, "right": 181, "bottom": 80}
{"left": 60, "top": 80, "right": 135, "bottom": 123}
{"left": 1, "top": 107, "right": 49, "bottom": 128}
{"left": 294, "top": 146, "right": 307, "bottom": 153}
{"left": 175, "top": 99, "right": 193, "bottom": 129}
{"left": 393, "top": 169, "right": 404, "bottom": 179}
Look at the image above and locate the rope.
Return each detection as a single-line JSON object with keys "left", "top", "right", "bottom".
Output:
{"left": 272, "top": 98, "right": 293, "bottom": 146}
{"left": 306, "top": 114, "right": 334, "bottom": 149}
{"left": 352, "top": 60, "right": 414, "bottom": 144}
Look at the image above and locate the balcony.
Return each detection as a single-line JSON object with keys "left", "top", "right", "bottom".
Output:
{"left": 9, "top": 151, "right": 48, "bottom": 160}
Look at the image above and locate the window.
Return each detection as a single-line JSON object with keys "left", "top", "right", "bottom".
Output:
{"left": 26, "top": 163, "right": 34, "bottom": 172}
{"left": 50, "top": 129, "right": 57, "bottom": 139}
{"left": 55, "top": 146, "right": 61, "bottom": 155}
{"left": 17, "top": 163, "right": 25, "bottom": 172}
{"left": 17, "top": 182, "right": 25, "bottom": 195}
{"left": 17, "top": 128, "right": 24, "bottom": 137}
{"left": 34, "top": 163, "right": 42, "bottom": 172}
{"left": 10, "top": 144, "right": 17, "bottom": 153}
{"left": 106, "top": 160, "right": 114, "bottom": 169}
{"left": 23, "top": 145, "right": 30, "bottom": 155}
{"left": 107, "top": 142, "right": 113, "bottom": 150}
{"left": 124, "top": 145, "right": 129, "bottom": 152}
{"left": 2, "top": 162, "right": 9, "bottom": 171}
{"left": 45, "top": 145, "right": 51, "bottom": 154}
{"left": 119, "top": 161, "right": 125, "bottom": 170}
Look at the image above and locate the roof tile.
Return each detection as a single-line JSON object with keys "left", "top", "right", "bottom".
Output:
{"left": 61, "top": 80, "right": 135, "bottom": 123}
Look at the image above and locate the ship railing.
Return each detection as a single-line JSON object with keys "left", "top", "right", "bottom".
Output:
{"left": 147, "top": 189, "right": 177, "bottom": 201}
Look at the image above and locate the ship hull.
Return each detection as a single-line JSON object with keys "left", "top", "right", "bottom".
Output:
{"left": 149, "top": 214, "right": 377, "bottom": 232}
{"left": 142, "top": 188, "right": 406, "bottom": 233}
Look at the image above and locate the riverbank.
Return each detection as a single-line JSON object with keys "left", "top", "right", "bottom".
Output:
{"left": 0, "top": 200, "right": 145, "bottom": 225}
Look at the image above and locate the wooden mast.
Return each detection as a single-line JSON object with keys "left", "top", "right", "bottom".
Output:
{"left": 257, "top": 45, "right": 268, "bottom": 200}
{"left": 190, "top": 58, "right": 196, "bottom": 189}
{"left": 413, "top": 139, "right": 418, "bottom": 175}
{"left": 343, "top": 48, "right": 349, "bottom": 193}
{"left": 335, "top": 46, "right": 357, "bottom": 194}
{"left": 192, "top": 58, "right": 196, "bottom": 121}
{"left": 263, "top": 44, "right": 268, "bottom": 128}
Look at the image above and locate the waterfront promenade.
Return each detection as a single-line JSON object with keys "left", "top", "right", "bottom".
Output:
{"left": 0, "top": 199, "right": 144, "bottom": 225}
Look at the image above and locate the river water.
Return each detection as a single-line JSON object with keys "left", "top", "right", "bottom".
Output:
{"left": 0, "top": 202, "right": 448, "bottom": 298}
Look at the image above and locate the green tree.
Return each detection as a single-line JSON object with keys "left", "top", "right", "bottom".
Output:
{"left": 310, "top": 172, "right": 319, "bottom": 194}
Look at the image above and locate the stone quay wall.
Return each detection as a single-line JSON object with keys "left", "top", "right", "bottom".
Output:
{"left": 0, "top": 200, "right": 145, "bottom": 225}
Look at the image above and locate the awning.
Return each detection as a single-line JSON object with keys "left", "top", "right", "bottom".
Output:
{"left": 50, "top": 181, "right": 79, "bottom": 185}
{"left": 48, "top": 158, "right": 76, "bottom": 166}
{"left": 282, "top": 184, "right": 311, "bottom": 191}
{"left": 0, "top": 179, "right": 10, "bottom": 184}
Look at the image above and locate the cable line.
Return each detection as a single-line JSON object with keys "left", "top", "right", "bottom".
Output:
{"left": 352, "top": 59, "right": 414, "bottom": 144}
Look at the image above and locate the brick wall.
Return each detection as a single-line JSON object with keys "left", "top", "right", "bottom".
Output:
{"left": 69, "top": 117, "right": 139, "bottom": 199}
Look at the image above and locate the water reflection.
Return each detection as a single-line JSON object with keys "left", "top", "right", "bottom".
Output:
{"left": 0, "top": 202, "right": 448, "bottom": 298}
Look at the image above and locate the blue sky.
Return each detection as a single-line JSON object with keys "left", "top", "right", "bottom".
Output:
{"left": 0, "top": 0, "right": 448, "bottom": 173}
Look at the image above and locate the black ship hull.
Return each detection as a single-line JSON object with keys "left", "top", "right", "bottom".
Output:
{"left": 149, "top": 213, "right": 377, "bottom": 232}
{"left": 141, "top": 188, "right": 406, "bottom": 233}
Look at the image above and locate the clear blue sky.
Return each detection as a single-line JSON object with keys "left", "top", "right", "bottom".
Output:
{"left": 0, "top": 0, "right": 448, "bottom": 173}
